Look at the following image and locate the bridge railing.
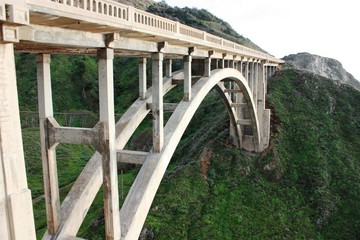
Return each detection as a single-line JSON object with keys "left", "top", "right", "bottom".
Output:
{"left": 28, "top": 0, "right": 282, "bottom": 63}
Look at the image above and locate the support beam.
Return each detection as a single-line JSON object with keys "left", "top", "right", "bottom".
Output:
{"left": 204, "top": 57, "right": 211, "bottom": 77}
{"left": 117, "top": 150, "right": 148, "bottom": 165}
{"left": 165, "top": 59, "right": 172, "bottom": 78}
{"left": 37, "top": 53, "right": 61, "bottom": 236}
{"left": 237, "top": 119, "right": 252, "bottom": 125}
{"left": 152, "top": 52, "right": 164, "bottom": 152}
{"left": 147, "top": 103, "right": 178, "bottom": 112}
{"left": 224, "top": 89, "right": 242, "bottom": 93}
{"left": 47, "top": 118, "right": 101, "bottom": 150}
{"left": 244, "top": 61, "right": 249, "bottom": 82}
{"left": 97, "top": 48, "right": 120, "bottom": 240}
{"left": 183, "top": 55, "right": 192, "bottom": 101}
{"left": 253, "top": 62, "right": 258, "bottom": 105}
{"left": 0, "top": 43, "right": 36, "bottom": 240}
{"left": 139, "top": 58, "right": 147, "bottom": 100}
{"left": 231, "top": 103, "right": 248, "bottom": 108}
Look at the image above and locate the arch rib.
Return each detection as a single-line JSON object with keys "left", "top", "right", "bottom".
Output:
{"left": 120, "top": 68, "right": 261, "bottom": 239}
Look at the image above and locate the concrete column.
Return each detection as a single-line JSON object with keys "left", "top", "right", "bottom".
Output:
{"left": 257, "top": 62, "right": 266, "bottom": 111}
{"left": 230, "top": 60, "right": 235, "bottom": 68}
{"left": 98, "top": 48, "right": 121, "bottom": 240}
{"left": 37, "top": 53, "right": 61, "bottom": 236}
{"left": 215, "top": 59, "right": 219, "bottom": 69}
{"left": 204, "top": 57, "right": 211, "bottom": 77}
{"left": 253, "top": 62, "right": 258, "bottom": 104}
{"left": 152, "top": 52, "right": 164, "bottom": 152}
{"left": 238, "top": 61, "right": 243, "bottom": 74}
{"left": 165, "top": 58, "right": 172, "bottom": 78}
{"left": 183, "top": 55, "right": 192, "bottom": 101}
{"left": 248, "top": 61, "right": 254, "bottom": 93}
{"left": 139, "top": 58, "right": 147, "bottom": 100}
{"left": 219, "top": 58, "right": 225, "bottom": 69}
{"left": 257, "top": 63, "right": 265, "bottom": 144}
{"left": 244, "top": 61, "right": 249, "bottom": 82}
{"left": 0, "top": 43, "right": 36, "bottom": 240}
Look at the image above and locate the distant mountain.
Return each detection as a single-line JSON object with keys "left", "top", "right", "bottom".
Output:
{"left": 283, "top": 52, "right": 360, "bottom": 91}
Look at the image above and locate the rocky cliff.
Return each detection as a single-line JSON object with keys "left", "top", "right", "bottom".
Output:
{"left": 283, "top": 52, "right": 360, "bottom": 91}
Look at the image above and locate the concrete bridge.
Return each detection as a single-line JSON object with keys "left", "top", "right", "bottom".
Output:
{"left": 0, "top": 0, "right": 283, "bottom": 239}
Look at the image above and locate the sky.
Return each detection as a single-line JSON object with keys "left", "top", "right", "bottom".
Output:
{"left": 154, "top": 0, "right": 360, "bottom": 80}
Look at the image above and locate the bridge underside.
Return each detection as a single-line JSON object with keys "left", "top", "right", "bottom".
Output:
{"left": 0, "top": 1, "right": 281, "bottom": 239}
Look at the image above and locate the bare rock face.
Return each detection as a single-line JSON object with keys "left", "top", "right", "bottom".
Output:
{"left": 283, "top": 52, "right": 360, "bottom": 91}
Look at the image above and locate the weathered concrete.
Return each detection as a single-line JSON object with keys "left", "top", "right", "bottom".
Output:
{"left": 98, "top": 48, "right": 120, "bottom": 240}
{"left": 37, "top": 53, "right": 61, "bottom": 236}
{"left": 120, "top": 68, "right": 260, "bottom": 240}
{"left": 183, "top": 55, "right": 192, "bottom": 101}
{"left": 152, "top": 52, "right": 164, "bottom": 152}
{"left": 0, "top": 43, "right": 36, "bottom": 240}
{"left": 139, "top": 58, "right": 147, "bottom": 100}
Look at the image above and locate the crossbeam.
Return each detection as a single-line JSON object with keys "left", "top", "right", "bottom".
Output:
{"left": 146, "top": 103, "right": 178, "bottom": 112}
{"left": 47, "top": 118, "right": 101, "bottom": 150}
{"left": 117, "top": 150, "right": 148, "bottom": 165}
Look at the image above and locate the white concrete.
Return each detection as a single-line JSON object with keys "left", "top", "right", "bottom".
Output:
{"left": 0, "top": 43, "right": 36, "bottom": 240}
{"left": 97, "top": 48, "right": 120, "bottom": 240}
{"left": 120, "top": 68, "right": 260, "bottom": 240}
{"left": 151, "top": 52, "right": 164, "bottom": 152}
{"left": 37, "top": 53, "right": 61, "bottom": 236}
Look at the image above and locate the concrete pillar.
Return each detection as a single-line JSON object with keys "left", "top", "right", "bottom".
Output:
{"left": 257, "top": 62, "right": 266, "bottom": 111}
{"left": 37, "top": 54, "right": 61, "bottom": 236}
{"left": 248, "top": 61, "right": 254, "bottom": 93}
{"left": 238, "top": 61, "right": 243, "bottom": 74}
{"left": 230, "top": 60, "right": 235, "bottom": 68}
{"left": 152, "top": 52, "right": 164, "bottom": 152}
{"left": 139, "top": 58, "right": 147, "bottom": 100}
{"left": 215, "top": 59, "right": 219, "bottom": 69}
{"left": 183, "top": 55, "right": 192, "bottom": 101}
{"left": 244, "top": 61, "right": 249, "bottom": 82}
{"left": 0, "top": 43, "right": 36, "bottom": 240}
{"left": 219, "top": 58, "right": 225, "bottom": 69}
{"left": 97, "top": 48, "right": 121, "bottom": 240}
{"left": 257, "top": 62, "right": 265, "bottom": 144}
{"left": 204, "top": 57, "right": 211, "bottom": 77}
{"left": 165, "top": 58, "right": 172, "bottom": 78}
{"left": 253, "top": 62, "right": 258, "bottom": 104}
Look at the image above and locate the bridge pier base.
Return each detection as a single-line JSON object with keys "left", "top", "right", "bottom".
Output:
{"left": 0, "top": 43, "right": 36, "bottom": 240}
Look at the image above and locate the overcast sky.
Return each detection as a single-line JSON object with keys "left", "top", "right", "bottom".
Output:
{"left": 155, "top": 0, "right": 360, "bottom": 80}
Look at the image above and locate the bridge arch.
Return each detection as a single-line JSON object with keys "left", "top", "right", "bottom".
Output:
{"left": 120, "top": 68, "right": 261, "bottom": 239}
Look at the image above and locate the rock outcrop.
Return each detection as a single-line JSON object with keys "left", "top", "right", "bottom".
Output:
{"left": 283, "top": 52, "right": 360, "bottom": 91}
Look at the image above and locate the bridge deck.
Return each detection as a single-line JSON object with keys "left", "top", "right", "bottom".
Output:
{"left": 5, "top": 0, "right": 283, "bottom": 63}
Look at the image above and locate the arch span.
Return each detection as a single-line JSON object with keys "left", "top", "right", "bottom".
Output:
{"left": 120, "top": 68, "right": 261, "bottom": 239}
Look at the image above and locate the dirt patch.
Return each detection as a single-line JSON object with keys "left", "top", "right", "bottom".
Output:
{"left": 199, "top": 147, "right": 212, "bottom": 179}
